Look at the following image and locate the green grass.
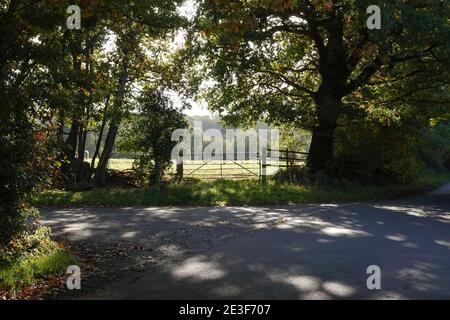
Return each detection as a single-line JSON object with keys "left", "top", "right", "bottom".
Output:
{"left": 1, "top": 227, "right": 76, "bottom": 295}
{"left": 32, "top": 170, "right": 450, "bottom": 207}
{"left": 0, "top": 249, "right": 75, "bottom": 293}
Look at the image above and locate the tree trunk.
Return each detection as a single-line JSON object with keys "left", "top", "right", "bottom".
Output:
{"left": 94, "top": 121, "right": 119, "bottom": 186}
{"left": 307, "top": 95, "right": 341, "bottom": 171}
{"left": 150, "top": 160, "right": 162, "bottom": 185}
{"left": 57, "top": 110, "right": 65, "bottom": 146}
{"left": 76, "top": 125, "right": 87, "bottom": 183}
{"left": 64, "top": 50, "right": 83, "bottom": 190}
{"left": 307, "top": 121, "right": 336, "bottom": 171}
{"left": 63, "top": 118, "right": 79, "bottom": 190}
{"left": 93, "top": 49, "right": 130, "bottom": 186}
{"left": 90, "top": 95, "right": 110, "bottom": 177}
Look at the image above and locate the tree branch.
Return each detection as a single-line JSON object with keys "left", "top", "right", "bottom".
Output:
{"left": 257, "top": 68, "right": 315, "bottom": 96}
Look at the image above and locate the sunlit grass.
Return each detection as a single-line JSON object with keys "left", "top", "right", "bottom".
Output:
{"left": 1, "top": 226, "right": 77, "bottom": 296}
{"left": 32, "top": 170, "right": 450, "bottom": 207}
{"left": 107, "top": 158, "right": 135, "bottom": 171}
{"left": 104, "top": 158, "right": 287, "bottom": 178}
{"left": 0, "top": 249, "right": 74, "bottom": 291}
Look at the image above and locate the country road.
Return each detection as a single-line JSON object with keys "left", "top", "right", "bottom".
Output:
{"left": 40, "top": 185, "right": 450, "bottom": 300}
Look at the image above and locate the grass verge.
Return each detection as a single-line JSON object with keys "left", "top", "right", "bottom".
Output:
{"left": 31, "top": 170, "right": 450, "bottom": 207}
{"left": 0, "top": 227, "right": 76, "bottom": 297}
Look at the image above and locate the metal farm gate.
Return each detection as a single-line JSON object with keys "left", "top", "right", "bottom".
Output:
{"left": 180, "top": 149, "right": 308, "bottom": 181}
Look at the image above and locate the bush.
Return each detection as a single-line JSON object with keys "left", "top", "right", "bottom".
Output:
{"left": 333, "top": 120, "right": 422, "bottom": 183}
{"left": 274, "top": 166, "right": 354, "bottom": 190}
{"left": 0, "top": 225, "right": 75, "bottom": 294}
{"left": 418, "top": 122, "right": 450, "bottom": 171}
{"left": 0, "top": 123, "right": 56, "bottom": 246}
{"left": 445, "top": 153, "right": 450, "bottom": 170}
{"left": 117, "top": 91, "right": 187, "bottom": 186}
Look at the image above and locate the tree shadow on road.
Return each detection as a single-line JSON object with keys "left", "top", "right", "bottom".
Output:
{"left": 40, "top": 193, "right": 450, "bottom": 299}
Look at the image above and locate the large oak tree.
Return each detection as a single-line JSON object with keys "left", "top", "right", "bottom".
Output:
{"left": 184, "top": 0, "right": 449, "bottom": 171}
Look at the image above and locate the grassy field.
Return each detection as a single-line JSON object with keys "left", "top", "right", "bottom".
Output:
{"left": 105, "top": 158, "right": 135, "bottom": 171}
{"left": 32, "top": 170, "right": 450, "bottom": 207}
{"left": 107, "top": 158, "right": 296, "bottom": 179}
{"left": 182, "top": 160, "right": 283, "bottom": 178}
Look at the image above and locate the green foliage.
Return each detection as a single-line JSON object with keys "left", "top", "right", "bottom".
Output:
{"left": 118, "top": 91, "right": 188, "bottom": 185}
{"left": 0, "top": 0, "right": 188, "bottom": 240}
{"left": 332, "top": 118, "right": 450, "bottom": 184}
{"left": 279, "top": 125, "right": 311, "bottom": 153}
{"left": 0, "top": 226, "right": 75, "bottom": 294}
{"left": 418, "top": 122, "right": 450, "bottom": 171}
{"left": 0, "top": 0, "right": 63, "bottom": 247}
{"left": 333, "top": 120, "right": 423, "bottom": 183}
{"left": 0, "top": 108, "right": 57, "bottom": 246}
{"left": 274, "top": 166, "right": 350, "bottom": 190}
{"left": 185, "top": 0, "right": 449, "bottom": 122}
{"left": 182, "top": 0, "right": 450, "bottom": 172}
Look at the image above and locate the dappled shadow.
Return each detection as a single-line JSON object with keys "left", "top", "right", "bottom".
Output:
{"left": 39, "top": 191, "right": 450, "bottom": 299}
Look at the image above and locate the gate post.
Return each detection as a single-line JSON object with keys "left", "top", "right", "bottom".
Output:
{"left": 176, "top": 159, "right": 183, "bottom": 182}
{"left": 261, "top": 147, "right": 267, "bottom": 186}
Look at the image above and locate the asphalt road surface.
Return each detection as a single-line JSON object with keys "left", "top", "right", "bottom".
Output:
{"left": 40, "top": 184, "right": 450, "bottom": 300}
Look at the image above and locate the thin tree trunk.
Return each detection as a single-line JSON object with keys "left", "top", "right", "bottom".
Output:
{"left": 76, "top": 125, "right": 87, "bottom": 183}
{"left": 65, "top": 119, "right": 79, "bottom": 191}
{"left": 95, "top": 121, "right": 119, "bottom": 186}
{"left": 65, "top": 50, "right": 83, "bottom": 190}
{"left": 90, "top": 95, "right": 110, "bottom": 177}
{"left": 150, "top": 160, "right": 162, "bottom": 186}
{"left": 94, "top": 50, "right": 130, "bottom": 186}
{"left": 57, "top": 110, "right": 65, "bottom": 146}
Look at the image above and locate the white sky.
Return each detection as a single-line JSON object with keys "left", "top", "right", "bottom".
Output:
{"left": 166, "top": 90, "right": 212, "bottom": 117}
{"left": 174, "top": 0, "right": 212, "bottom": 117}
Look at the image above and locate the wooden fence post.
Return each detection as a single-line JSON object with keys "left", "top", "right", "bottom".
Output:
{"left": 258, "top": 151, "right": 261, "bottom": 183}
{"left": 285, "top": 149, "right": 289, "bottom": 170}
{"left": 261, "top": 147, "right": 267, "bottom": 186}
{"left": 176, "top": 160, "right": 183, "bottom": 182}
